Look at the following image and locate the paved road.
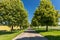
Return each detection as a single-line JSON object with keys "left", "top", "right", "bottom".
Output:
{"left": 13, "top": 28, "right": 48, "bottom": 40}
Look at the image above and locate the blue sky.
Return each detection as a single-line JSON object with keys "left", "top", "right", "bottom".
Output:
{"left": 22, "top": 0, "right": 60, "bottom": 23}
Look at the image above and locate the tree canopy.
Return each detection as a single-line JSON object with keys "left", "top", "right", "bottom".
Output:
{"left": 0, "top": 0, "right": 29, "bottom": 31}
{"left": 31, "top": 0, "right": 58, "bottom": 31}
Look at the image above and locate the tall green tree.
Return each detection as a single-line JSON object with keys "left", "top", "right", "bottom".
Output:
{"left": 32, "top": 0, "right": 58, "bottom": 31}
{"left": 0, "top": 0, "right": 29, "bottom": 31}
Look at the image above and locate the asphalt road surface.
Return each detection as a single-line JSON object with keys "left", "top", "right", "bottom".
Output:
{"left": 13, "top": 28, "right": 48, "bottom": 40}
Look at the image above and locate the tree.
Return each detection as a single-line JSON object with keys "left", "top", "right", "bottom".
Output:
{"left": 14, "top": 0, "right": 29, "bottom": 29}
{"left": 32, "top": 0, "right": 58, "bottom": 31}
{"left": 21, "top": 11, "right": 29, "bottom": 29}
{"left": 0, "top": 0, "right": 29, "bottom": 31}
{"left": 0, "top": 2, "right": 5, "bottom": 25}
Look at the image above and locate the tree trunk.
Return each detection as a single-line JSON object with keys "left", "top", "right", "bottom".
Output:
{"left": 20, "top": 25, "right": 21, "bottom": 30}
{"left": 11, "top": 26, "right": 13, "bottom": 32}
{"left": 46, "top": 25, "right": 48, "bottom": 31}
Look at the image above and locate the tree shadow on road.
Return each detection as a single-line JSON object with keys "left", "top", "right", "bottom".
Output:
{"left": 16, "top": 36, "right": 48, "bottom": 40}
{"left": 24, "top": 30, "right": 37, "bottom": 33}
{"left": 25, "top": 28, "right": 46, "bottom": 33}
{"left": 24, "top": 28, "right": 38, "bottom": 33}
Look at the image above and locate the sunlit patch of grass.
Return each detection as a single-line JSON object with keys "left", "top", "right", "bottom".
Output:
{"left": 0, "top": 26, "right": 20, "bottom": 31}
{"left": 0, "top": 26, "right": 24, "bottom": 40}
{"left": 40, "top": 31, "right": 60, "bottom": 40}
{"left": 0, "top": 26, "right": 10, "bottom": 31}
{"left": 33, "top": 27, "right": 60, "bottom": 40}
{"left": 0, "top": 30, "right": 24, "bottom": 40}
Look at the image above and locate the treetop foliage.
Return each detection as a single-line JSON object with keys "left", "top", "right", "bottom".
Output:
{"left": 31, "top": 0, "right": 58, "bottom": 26}
{"left": 0, "top": 0, "right": 29, "bottom": 28}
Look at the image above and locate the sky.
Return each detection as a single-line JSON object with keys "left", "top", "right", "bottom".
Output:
{"left": 22, "top": 0, "right": 60, "bottom": 23}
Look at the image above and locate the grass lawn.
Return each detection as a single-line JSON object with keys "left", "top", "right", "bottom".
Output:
{"left": 0, "top": 26, "right": 24, "bottom": 40}
{"left": 0, "top": 30, "right": 24, "bottom": 40}
{"left": 33, "top": 27, "right": 60, "bottom": 40}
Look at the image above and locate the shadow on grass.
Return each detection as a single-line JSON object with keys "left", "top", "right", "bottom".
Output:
{"left": 45, "top": 35, "right": 60, "bottom": 40}
{"left": 0, "top": 30, "right": 18, "bottom": 35}
{"left": 35, "top": 29, "right": 46, "bottom": 33}
{"left": 34, "top": 28, "right": 60, "bottom": 33}
{"left": 16, "top": 36, "right": 48, "bottom": 40}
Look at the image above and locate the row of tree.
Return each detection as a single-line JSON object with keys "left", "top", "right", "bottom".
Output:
{"left": 0, "top": 0, "right": 29, "bottom": 31}
{"left": 31, "top": 0, "right": 58, "bottom": 31}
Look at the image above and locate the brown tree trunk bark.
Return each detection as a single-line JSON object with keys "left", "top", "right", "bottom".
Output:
{"left": 20, "top": 25, "right": 21, "bottom": 30}
{"left": 46, "top": 25, "right": 48, "bottom": 31}
{"left": 11, "top": 26, "right": 13, "bottom": 32}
